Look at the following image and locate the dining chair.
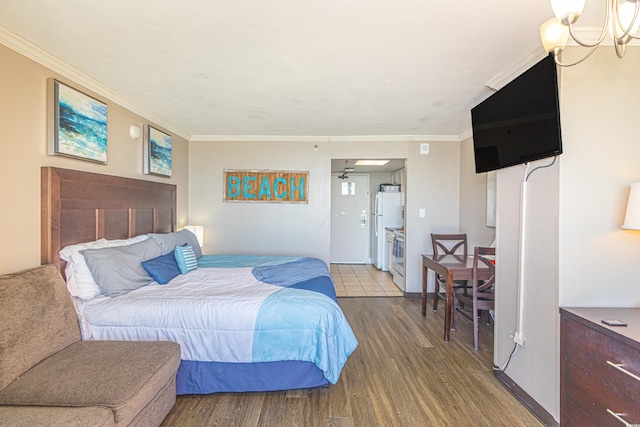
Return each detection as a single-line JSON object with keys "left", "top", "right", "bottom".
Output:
{"left": 429, "top": 233, "right": 468, "bottom": 313}
{"left": 453, "top": 246, "right": 495, "bottom": 350}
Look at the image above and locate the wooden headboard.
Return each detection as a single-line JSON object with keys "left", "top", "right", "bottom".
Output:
{"left": 41, "top": 167, "right": 176, "bottom": 274}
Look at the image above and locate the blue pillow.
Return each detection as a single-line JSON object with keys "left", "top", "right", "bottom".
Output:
{"left": 175, "top": 244, "right": 198, "bottom": 274}
{"left": 141, "top": 252, "right": 181, "bottom": 284}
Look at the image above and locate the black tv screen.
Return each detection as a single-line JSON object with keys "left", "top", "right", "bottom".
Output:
{"left": 471, "top": 54, "right": 562, "bottom": 173}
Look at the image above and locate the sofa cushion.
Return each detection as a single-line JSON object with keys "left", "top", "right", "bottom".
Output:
{"left": 0, "top": 340, "right": 181, "bottom": 425}
{"left": 0, "top": 405, "right": 114, "bottom": 427}
{"left": 0, "top": 265, "right": 80, "bottom": 390}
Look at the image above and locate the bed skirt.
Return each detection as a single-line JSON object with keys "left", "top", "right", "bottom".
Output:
{"left": 176, "top": 359, "right": 329, "bottom": 394}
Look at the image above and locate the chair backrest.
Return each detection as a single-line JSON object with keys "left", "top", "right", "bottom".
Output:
{"left": 473, "top": 246, "right": 495, "bottom": 293}
{"left": 431, "top": 234, "right": 468, "bottom": 258}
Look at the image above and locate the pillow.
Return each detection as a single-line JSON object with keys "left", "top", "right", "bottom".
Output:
{"left": 60, "top": 235, "right": 149, "bottom": 299}
{"left": 174, "top": 244, "right": 198, "bottom": 274}
{"left": 142, "top": 252, "right": 181, "bottom": 284}
{"left": 81, "top": 238, "right": 163, "bottom": 297}
{"left": 148, "top": 229, "right": 203, "bottom": 258}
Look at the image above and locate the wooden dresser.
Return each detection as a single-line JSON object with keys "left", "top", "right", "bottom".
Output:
{"left": 560, "top": 307, "right": 640, "bottom": 426}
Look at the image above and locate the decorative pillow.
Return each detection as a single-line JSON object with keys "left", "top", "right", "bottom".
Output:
{"left": 142, "top": 252, "right": 181, "bottom": 284}
{"left": 81, "top": 238, "right": 163, "bottom": 297}
{"left": 174, "top": 244, "right": 198, "bottom": 274}
{"left": 148, "top": 229, "right": 203, "bottom": 258}
{"left": 60, "top": 235, "right": 149, "bottom": 299}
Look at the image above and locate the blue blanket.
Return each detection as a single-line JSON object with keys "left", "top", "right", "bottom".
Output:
{"left": 193, "top": 255, "right": 357, "bottom": 384}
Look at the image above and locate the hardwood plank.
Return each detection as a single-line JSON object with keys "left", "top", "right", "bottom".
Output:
{"left": 162, "top": 297, "right": 544, "bottom": 426}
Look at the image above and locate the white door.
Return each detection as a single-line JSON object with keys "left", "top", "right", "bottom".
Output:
{"left": 330, "top": 173, "right": 370, "bottom": 263}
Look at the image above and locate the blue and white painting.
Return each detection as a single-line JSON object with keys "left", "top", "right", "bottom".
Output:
{"left": 55, "top": 82, "right": 108, "bottom": 163}
{"left": 147, "top": 126, "right": 172, "bottom": 177}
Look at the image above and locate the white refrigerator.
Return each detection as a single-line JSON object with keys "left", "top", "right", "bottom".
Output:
{"left": 372, "top": 192, "right": 403, "bottom": 270}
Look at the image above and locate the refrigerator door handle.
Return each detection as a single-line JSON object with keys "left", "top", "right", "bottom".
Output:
{"left": 373, "top": 214, "right": 378, "bottom": 237}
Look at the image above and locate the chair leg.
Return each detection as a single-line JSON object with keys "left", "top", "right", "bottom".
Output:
{"left": 432, "top": 280, "right": 440, "bottom": 311}
{"left": 473, "top": 300, "right": 479, "bottom": 351}
{"left": 451, "top": 296, "right": 458, "bottom": 330}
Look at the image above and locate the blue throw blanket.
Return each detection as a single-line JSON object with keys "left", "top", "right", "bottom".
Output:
{"left": 192, "top": 255, "right": 357, "bottom": 383}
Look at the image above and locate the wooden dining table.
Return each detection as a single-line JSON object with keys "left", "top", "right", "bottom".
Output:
{"left": 421, "top": 254, "right": 492, "bottom": 341}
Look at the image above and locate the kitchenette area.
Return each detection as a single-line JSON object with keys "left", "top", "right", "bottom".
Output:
{"left": 373, "top": 168, "right": 405, "bottom": 292}
{"left": 385, "top": 226, "right": 405, "bottom": 291}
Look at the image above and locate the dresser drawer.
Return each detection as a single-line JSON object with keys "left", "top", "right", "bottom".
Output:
{"left": 559, "top": 399, "right": 598, "bottom": 427}
{"left": 561, "top": 313, "right": 640, "bottom": 426}
{"left": 563, "top": 362, "right": 640, "bottom": 426}
{"left": 563, "top": 317, "right": 640, "bottom": 377}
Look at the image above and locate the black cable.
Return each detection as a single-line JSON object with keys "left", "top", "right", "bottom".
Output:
{"left": 493, "top": 342, "right": 519, "bottom": 372}
{"left": 525, "top": 156, "right": 557, "bottom": 181}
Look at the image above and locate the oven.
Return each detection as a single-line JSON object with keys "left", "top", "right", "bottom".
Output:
{"left": 392, "top": 230, "right": 405, "bottom": 290}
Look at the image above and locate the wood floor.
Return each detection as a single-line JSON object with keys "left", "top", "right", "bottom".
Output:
{"left": 161, "top": 297, "right": 543, "bottom": 427}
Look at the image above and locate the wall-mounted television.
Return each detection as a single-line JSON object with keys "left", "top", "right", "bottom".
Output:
{"left": 471, "top": 54, "right": 562, "bottom": 173}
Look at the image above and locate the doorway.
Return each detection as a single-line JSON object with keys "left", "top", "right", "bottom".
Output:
{"left": 330, "top": 173, "right": 370, "bottom": 263}
{"left": 329, "top": 158, "right": 406, "bottom": 267}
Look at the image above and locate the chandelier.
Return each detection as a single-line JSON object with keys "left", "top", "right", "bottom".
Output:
{"left": 540, "top": 0, "right": 640, "bottom": 66}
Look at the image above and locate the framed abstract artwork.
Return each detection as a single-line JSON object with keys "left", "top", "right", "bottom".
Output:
{"left": 144, "top": 125, "right": 172, "bottom": 177}
{"left": 47, "top": 79, "right": 108, "bottom": 163}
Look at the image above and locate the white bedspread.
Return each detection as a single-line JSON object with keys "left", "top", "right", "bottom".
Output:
{"left": 74, "top": 266, "right": 357, "bottom": 383}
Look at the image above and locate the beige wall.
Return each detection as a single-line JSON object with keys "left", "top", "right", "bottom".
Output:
{"left": 459, "top": 136, "right": 496, "bottom": 249}
{"left": 494, "top": 158, "right": 560, "bottom": 418}
{"left": 0, "top": 44, "right": 189, "bottom": 275}
{"left": 493, "top": 47, "right": 640, "bottom": 422}
{"left": 558, "top": 48, "right": 640, "bottom": 307}
{"left": 188, "top": 139, "right": 464, "bottom": 294}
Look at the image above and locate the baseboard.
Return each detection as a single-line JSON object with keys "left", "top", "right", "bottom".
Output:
{"left": 404, "top": 292, "right": 424, "bottom": 299}
{"left": 493, "top": 370, "right": 558, "bottom": 427}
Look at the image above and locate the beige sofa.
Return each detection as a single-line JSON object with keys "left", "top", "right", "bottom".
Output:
{"left": 0, "top": 265, "right": 182, "bottom": 426}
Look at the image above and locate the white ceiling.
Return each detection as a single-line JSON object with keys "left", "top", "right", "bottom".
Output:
{"left": 0, "top": 0, "right": 557, "bottom": 140}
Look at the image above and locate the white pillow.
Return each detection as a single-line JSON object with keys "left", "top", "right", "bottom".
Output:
{"left": 60, "top": 235, "right": 149, "bottom": 299}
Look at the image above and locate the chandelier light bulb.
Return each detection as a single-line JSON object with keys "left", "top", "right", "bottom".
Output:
{"left": 540, "top": 17, "right": 570, "bottom": 52}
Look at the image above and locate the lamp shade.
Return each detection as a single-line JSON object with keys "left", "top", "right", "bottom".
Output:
{"left": 622, "top": 183, "right": 640, "bottom": 230}
{"left": 184, "top": 225, "right": 205, "bottom": 246}
{"left": 550, "top": 0, "right": 585, "bottom": 24}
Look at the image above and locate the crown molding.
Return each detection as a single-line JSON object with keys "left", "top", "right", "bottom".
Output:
{"left": 189, "top": 134, "right": 464, "bottom": 143}
{"left": 458, "top": 129, "right": 473, "bottom": 141}
{"left": 0, "top": 26, "right": 190, "bottom": 140}
{"left": 568, "top": 26, "right": 640, "bottom": 46}
{"left": 485, "top": 46, "right": 549, "bottom": 91}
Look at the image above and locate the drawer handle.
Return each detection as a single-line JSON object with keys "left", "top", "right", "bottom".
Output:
{"left": 607, "top": 360, "right": 640, "bottom": 383}
{"left": 607, "top": 409, "right": 634, "bottom": 426}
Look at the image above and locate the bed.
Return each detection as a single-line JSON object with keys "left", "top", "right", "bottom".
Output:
{"left": 41, "top": 167, "right": 358, "bottom": 394}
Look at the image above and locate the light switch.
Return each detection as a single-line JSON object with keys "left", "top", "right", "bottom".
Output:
{"left": 419, "top": 209, "right": 426, "bottom": 218}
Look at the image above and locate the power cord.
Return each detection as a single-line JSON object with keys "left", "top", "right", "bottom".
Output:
{"left": 493, "top": 342, "right": 519, "bottom": 372}
{"left": 525, "top": 156, "right": 557, "bottom": 181}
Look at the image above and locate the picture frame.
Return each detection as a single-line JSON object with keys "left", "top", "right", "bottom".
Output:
{"left": 143, "top": 125, "right": 172, "bottom": 177}
{"left": 47, "top": 79, "right": 108, "bottom": 163}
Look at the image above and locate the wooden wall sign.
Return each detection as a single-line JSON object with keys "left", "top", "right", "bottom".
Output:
{"left": 224, "top": 170, "right": 308, "bottom": 203}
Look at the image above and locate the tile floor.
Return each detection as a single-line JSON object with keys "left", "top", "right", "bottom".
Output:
{"left": 330, "top": 264, "right": 404, "bottom": 297}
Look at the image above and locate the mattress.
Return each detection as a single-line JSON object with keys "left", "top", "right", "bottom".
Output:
{"left": 74, "top": 255, "right": 358, "bottom": 393}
